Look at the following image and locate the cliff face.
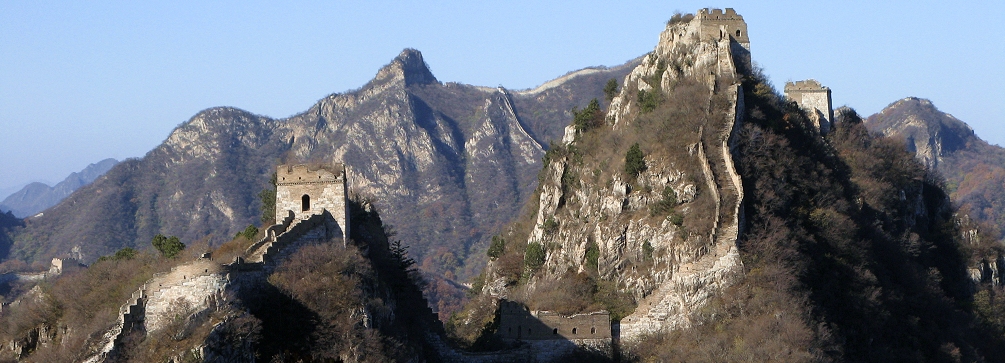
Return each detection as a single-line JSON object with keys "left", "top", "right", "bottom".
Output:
{"left": 479, "top": 14, "right": 746, "bottom": 337}
{"left": 5, "top": 50, "right": 638, "bottom": 279}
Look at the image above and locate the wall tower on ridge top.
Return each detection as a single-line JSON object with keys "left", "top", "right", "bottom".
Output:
{"left": 785, "top": 79, "right": 834, "bottom": 135}
{"left": 696, "top": 8, "right": 750, "bottom": 50}
{"left": 275, "top": 163, "right": 349, "bottom": 239}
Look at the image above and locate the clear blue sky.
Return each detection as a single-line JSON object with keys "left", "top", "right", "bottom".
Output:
{"left": 2, "top": 1, "right": 1002, "bottom": 194}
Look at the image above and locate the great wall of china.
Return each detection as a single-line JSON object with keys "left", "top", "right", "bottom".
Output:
{"left": 73, "top": 8, "right": 844, "bottom": 361}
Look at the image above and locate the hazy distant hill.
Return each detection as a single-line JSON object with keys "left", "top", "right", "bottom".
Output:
{"left": 5, "top": 50, "right": 637, "bottom": 277}
{"left": 0, "top": 158, "right": 118, "bottom": 218}
{"left": 867, "top": 97, "right": 1005, "bottom": 238}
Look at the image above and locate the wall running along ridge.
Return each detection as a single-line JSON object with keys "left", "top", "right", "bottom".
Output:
{"left": 81, "top": 164, "right": 352, "bottom": 363}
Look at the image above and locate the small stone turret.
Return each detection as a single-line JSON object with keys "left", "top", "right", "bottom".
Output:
{"left": 274, "top": 163, "right": 349, "bottom": 239}
{"left": 785, "top": 79, "right": 834, "bottom": 134}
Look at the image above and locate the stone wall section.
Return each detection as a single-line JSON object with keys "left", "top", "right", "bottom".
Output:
{"left": 143, "top": 259, "right": 229, "bottom": 333}
{"left": 496, "top": 301, "right": 611, "bottom": 341}
{"left": 246, "top": 211, "right": 339, "bottom": 264}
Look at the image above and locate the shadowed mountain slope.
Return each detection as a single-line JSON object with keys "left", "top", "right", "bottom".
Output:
{"left": 867, "top": 97, "right": 1005, "bottom": 239}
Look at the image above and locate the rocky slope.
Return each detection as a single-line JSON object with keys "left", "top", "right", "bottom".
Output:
{"left": 474, "top": 11, "right": 748, "bottom": 338}
{"left": 867, "top": 98, "right": 1005, "bottom": 239}
{"left": 0, "top": 158, "right": 118, "bottom": 218}
{"left": 450, "top": 10, "right": 1005, "bottom": 362}
{"left": 3, "top": 50, "right": 638, "bottom": 279}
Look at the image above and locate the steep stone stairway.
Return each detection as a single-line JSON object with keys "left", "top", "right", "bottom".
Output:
{"left": 620, "top": 84, "right": 744, "bottom": 339}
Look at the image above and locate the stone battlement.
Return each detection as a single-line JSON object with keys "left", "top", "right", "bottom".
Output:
{"left": 784, "top": 79, "right": 829, "bottom": 92}
{"left": 276, "top": 163, "right": 345, "bottom": 186}
{"left": 695, "top": 8, "right": 750, "bottom": 49}
{"left": 696, "top": 8, "right": 744, "bottom": 20}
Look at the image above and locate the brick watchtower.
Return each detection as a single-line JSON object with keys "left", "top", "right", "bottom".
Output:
{"left": 274, "top": 163, "right": 349, "bottom": 239}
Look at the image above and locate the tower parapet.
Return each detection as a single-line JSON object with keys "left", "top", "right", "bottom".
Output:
{"left": 785, "top": 79, "right": 834, "bottom": 134}
{"left": 696, "top": 8, "right": 750, "bottom": 50}
{"left": 274, "top": 163, "right": 349, "bottom": 239}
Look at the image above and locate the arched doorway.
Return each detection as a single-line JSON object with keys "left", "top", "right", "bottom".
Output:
{"left": 301, "top": 194, "right": 311, "bottom": 211}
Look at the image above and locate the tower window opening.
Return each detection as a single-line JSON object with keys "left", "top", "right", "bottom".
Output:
{"left": 553, "top": 328, "right": 558, "bottom": 335}
{"left": 302, "top": 195, "right": 311, "bottom": 211}
{"left": 736, "top": 29, "right": 741, "bottom": 37}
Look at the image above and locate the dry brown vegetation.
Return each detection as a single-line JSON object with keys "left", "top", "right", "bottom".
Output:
{"left": 0, "top": 252, "right": 173, "bottom": 362}
{"left": 267, "top": 243, "right": 394, "bottom": 362}
{"left": 448, "top": 67, "right": 723, "bottom": 349}
{"left": 624, "top": 68, "right": 1005, "bottom": 362}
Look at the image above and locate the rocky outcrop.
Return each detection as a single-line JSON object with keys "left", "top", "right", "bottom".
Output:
{"left": 619, "top": 83, "right": 744, "bottom": 338}
{"left": 482, "top": 11, "right": 747, "bottom": 341}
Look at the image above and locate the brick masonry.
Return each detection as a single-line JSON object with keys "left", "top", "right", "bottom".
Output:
{"left": 275, "top": 163, "right": 349, "bottom": 239}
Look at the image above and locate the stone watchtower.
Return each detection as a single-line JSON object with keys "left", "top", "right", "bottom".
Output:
{"left": 696, "top": 8, "right": 750, "bottom": 50}
{"left": 785, "top": 79, "right": 834, "bottom": 134}
{"left": 274, "top": 163, "right": 349, "bottom": 239}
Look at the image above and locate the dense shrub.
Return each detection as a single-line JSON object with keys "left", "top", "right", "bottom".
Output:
{"left": 624, "top": 143, "right": 647, "bottom": 179}
{"left": 524, "top": 242, "right": 545, "bottom": 271}
{"left": 650, "top": 185, "right": 678, "bottom": 216}
{"left": 486, "top": 236, "right": 505, "bottom": 259}
{"left": 604, "top": 78, "right": 619, "bottom": 102}
{"left": 585, "top": 241, "right": 599, "bottom": 269}
{"left": 542, "top": 217, "right": 559, "bottom": 234}
{"left": 573, "top": 98, "right": 604, "bottom": 132}
{"left": 235, "top": 225, "right": 258, "bottom": 241}
{"left": 96, "top": 247, "right": 138, "bottom": 262}
{"left": 151, "top": 234, "right": 185, "bottom": 259}
{"left": 257, "top": 170, "right": 277, "bottom": 225}
{"left": 637, "top": 89, "right": 660, "bottom": 113}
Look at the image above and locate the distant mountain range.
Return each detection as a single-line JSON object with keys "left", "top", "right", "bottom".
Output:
{"left": 867, "top": 97, "right": 1005, "bottom": 239}
{"left": 3, "top": 49, "right": 637, "bottom": 275}
{"left": 0, "top": 158, "right": 118, "bottom": 218}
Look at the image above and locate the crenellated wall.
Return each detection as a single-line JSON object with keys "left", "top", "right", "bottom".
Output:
{"left": 696, "top": 8, "right": 750, "bottom": 49}
{"left": 496, "top": 300, "right": 612, "bottom": 341}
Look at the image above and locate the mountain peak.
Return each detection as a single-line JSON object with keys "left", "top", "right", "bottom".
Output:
{"left": 374, "top": 48, "right": 437, "bottom": 86}
{"left": 867, "top": 97, "right": 975, "bottom": 169}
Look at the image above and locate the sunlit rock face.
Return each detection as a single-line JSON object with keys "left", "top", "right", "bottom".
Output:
{"left": 482, "top": 10, "right": 747, "bottom": 339}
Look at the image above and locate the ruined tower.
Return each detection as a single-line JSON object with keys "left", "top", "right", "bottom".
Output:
{"left": 274, "top": 163, "right": 349, "bottom": 239}
{"left": 696, "top": 8, "right": 750, "bottom": 50}
{"left": 785, "top": 79, "right": 834, "bottom": 134}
